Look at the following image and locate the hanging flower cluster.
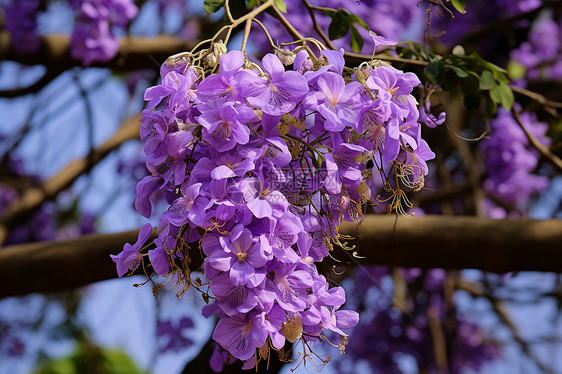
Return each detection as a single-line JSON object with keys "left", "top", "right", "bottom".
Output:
{"left": 69, "top": 0, "right": 138, "bottom": 65}
{"left": 112, "top": 40, "right": 437, "bottom": 369}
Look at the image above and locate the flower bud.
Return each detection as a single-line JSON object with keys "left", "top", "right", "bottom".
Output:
{"left": 276, "top": 49, "right": 295, "bottom": 65}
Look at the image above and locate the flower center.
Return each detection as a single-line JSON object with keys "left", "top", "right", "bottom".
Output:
{"left": 237, "top": 252, "right": 248, "bottom": 262}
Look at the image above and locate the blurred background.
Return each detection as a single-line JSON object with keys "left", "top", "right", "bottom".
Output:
{"left": 1, "top": 0, "right": 562, "bottom": 373}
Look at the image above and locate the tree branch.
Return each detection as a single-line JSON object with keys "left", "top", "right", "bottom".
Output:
{"left": 0, "top": 114, "right": 141, "bottom": 245}
{"left": 0, "top": 32, "right": 195, "bottom": 72}
{"left": 2, "top": 215, "right": 562, "bottom": 298}
{"left": 512, "top": 108, "right": 562, "bottom": 172}
{"left": 0, "top": 68, "right": 63, "bottom": 98}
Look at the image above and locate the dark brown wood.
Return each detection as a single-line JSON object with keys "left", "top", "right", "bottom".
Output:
{"left": 337, "top": 215, "right": 562, "bottom": 273}
{"left": 1, "top": 215, "right": 562, "bottom": 298}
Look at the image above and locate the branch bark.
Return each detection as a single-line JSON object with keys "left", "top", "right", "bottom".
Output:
{"left": 0, "top": 114, "right": 141, "bottom": 245}
{"left": 0, "top": 32, "right": 195, "bottom": 72}
{"left": 1, "top": 215, "right": 562, "bottom": 298}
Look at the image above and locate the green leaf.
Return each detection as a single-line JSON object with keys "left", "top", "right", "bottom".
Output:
{"left": 274, "top": 0, "right": 287, "bottom": 13}
{"left": 479, "top": 70, "right": 496, "bottom": 90}
{"left": 489, "top": 82, "right": 514, "bottom": 110}
{"left": 328, "top": 11, "right": 350, "bottom": 40}
{"left": 349, "top": 14, "right": 370, "bottom": 31}
{"left": 489, "top": 83, "right": 502, "bottom": 104}
{"left": 425, "top": 61, "right": 445, "bottom": 84}
{"left": 246, "top": 0, "right": 257, "bottom": 8}
{"left": 498, "top": 82, "right": 514, "bottom": 110}
{"left": 350, "top": 26, "right": 364, "bottom": 53}
{"left": 447, "top": 64, "right": 468, "bottom": 78}
{"left": 451, "top": 0, "right": 467, "bottom": 14}
{"left": 204, "top": 0, "right": 224, "bottom": 14}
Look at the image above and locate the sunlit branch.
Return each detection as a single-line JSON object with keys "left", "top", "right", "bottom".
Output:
{"left": 2, "top": 215, "right": 562, "bottom": 298}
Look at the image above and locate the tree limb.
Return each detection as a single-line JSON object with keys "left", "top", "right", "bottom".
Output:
{"left": 2, "top": 215, "right": 562, "bottom": 298}
{"left": 0, "top": 114, "right": 141, "bottom": 245}
{"left": 0, "top": 32, "right": 195, "bottom": 72}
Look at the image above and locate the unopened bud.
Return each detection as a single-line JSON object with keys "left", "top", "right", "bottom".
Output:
{"left": 276, "top": 49, "right": 295, "bottom": 65}
{"left": 280, "top": 315, "right": 303, "bottom": 343}
{"left": 166, "top": 52, "right": 191, "bottom": 67}
{"left": 204, "top": 41, "right": 228, "bottom": 68}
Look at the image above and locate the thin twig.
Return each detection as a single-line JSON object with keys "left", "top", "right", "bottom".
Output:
{"left": 512, "top": 108, "right": 562, "bottom": 172}
{"left": 301, "top": 0, "right": 337, "bottom": 50}
{"left": 511, "top": 84, "right": 562, "bottom": 111}
{"left": 240, "top": 19, "right": 252, "bottom": 54}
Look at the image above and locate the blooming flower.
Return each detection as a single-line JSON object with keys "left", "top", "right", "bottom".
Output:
{"left": 111, "top": 223, "right": 152, "bottom": 277}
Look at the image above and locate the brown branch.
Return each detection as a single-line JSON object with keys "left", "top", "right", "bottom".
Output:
{"left": 512, "top": 108, "right": 562, "bottom": 172}
{"left": 511, "top": 84, "right": 562, "bottom": 112}
{"left": 0, "top": 229, "right": 154, "bottom": 298}
{"left": 0, "top": 68, "right": 63, "bottom": 98}
{"left": 344, "top": 51, "right": 429, "bottom": 67}
{"left": 301, "top": 0, "right": 337, "bottom": 50}
{"left": 2, "top": 215, "right": 562, "bottom": 298}
{"left": 0, "top": 32, "right": 196, "bottom": 72}
{"left": 0, "top": 114, "right": 141, "bottom": 245}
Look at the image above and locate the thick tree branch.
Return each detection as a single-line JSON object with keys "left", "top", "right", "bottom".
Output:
{"left": 0, "top": 32, "right": 195, "bottom": 72}
{"left": 1, "top": 215, "right": 562, "bottom": 298}
{"left": 0, "top": 114, "right": 141, "bottom": 245}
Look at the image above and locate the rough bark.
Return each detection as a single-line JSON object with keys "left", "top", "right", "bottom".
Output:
{"left": 1, "top": 215, "right": 561, "bottom": 298}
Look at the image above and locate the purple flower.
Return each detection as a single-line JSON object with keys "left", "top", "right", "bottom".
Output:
{"left": 3, "top": 0, "right": 40, "bottom": 54}
{"left": 111, "top": 223, "right": 152, "bottom": 277}
{"left": 198, "top": 103, "right": 256, "bottom": 152}
{"left": 210, "top": 273, "right": 264, "bottom": 316}
{"left": 162, "top": 183, "right": 209, "bottom": 228}
{"left": 246, "top": 54, "right": 309, "bottom": 115}
{"left": 324, "top": 140, "right": 367, "bottom": 194}
{"left": 369, "top": 31, "right": 398, "bottom": 53}
{"left": 70, "top": 0, "right": 138, "bottom": 65}
{"left": 157, "top": 317, "right": 195, "bottom": 353}
{"left": 315, "top": 72, "right": 363, "bottom": 132}
{"left": 149, "top": 226, "right": 182, "bottom": 276}
{"left": 212, "top": 312, "right": 268, "bottom": 361}
{"left": 207, "top": 225, "right": 268, "bottom": 287}
{"left": 320, "top": 305, "right": 359, "bottom": 336}
{"left": 266, "top": 263, "right": 313, "bottom": 312}
{"left": 197, "top": 50, "right": 256, "bottom": 103}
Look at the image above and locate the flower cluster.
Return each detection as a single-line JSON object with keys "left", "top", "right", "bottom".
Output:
{"left": 480, "top": 107, "right": 550, "bottom": 217}
{"left": 337, "top": 266, "right": 501, "bottom": 374}
{"left": 113, "top": 41, "right": 437, "bottom": 368}
{"left": 1, "top": 0, "right": 40, "bottom": 54}
{"left": 69, "top": 0, "right": 138, "bottom": 65}
{"left": 511, "top": 14, "right": 562, "bottom": 83}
